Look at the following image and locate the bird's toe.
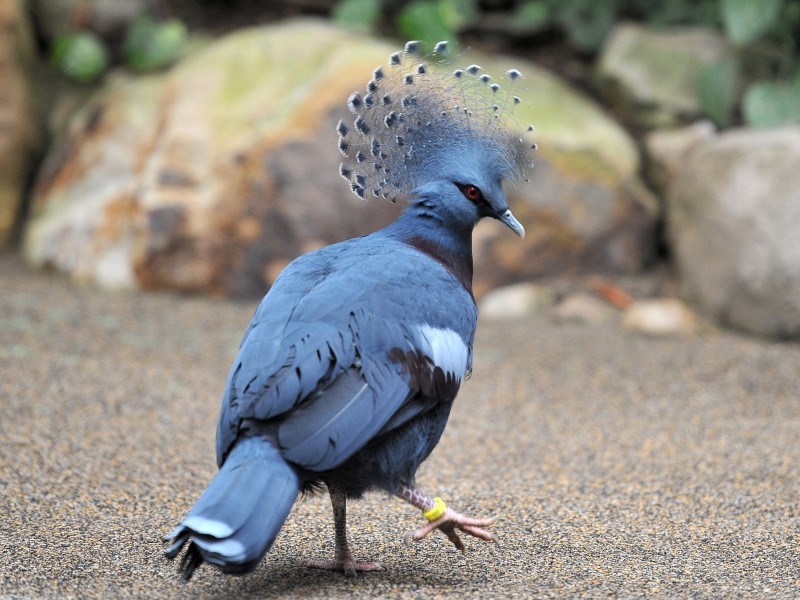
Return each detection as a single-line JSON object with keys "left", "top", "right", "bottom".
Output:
{"left": 410, "top": 507, "right": 499, "bottom": 550}
{"left": 306, "top": 556, "right": 384, "bottom": 577}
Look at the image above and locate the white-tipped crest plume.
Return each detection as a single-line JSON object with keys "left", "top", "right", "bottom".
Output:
{"left": 337, "top": 40, "right": 536, "bottom": 202}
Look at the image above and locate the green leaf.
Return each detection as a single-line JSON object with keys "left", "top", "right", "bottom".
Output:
{"left": 698, "top": 57, "right": 740, "bottom": 128}
{"left": 629, "top": 0, "right": 720, "bottom": 27}
{"left": 721, "top": 0, "right": 783, "bottom": 45}
{"left": 333, "top": 0, "right": 381, "bottom": 29}
{"left": 742, "top": 79, "right": 800, "bottom": 127}
{"left": 439, "top": 0, "right": 479, "bottom": 31}
{"left": 396, "top": 0, "right": 457, "bottom": 50}
{"left": 124, "top": 16, "right": 187, "bottom": 72}
{"left": 51, "top": 31, "right": 110, "bottom": 83}
{"left": 512, "top": 1, "right": 553, "bottom": 33}
{"left": 555, "top": 0, "right": 619, "bottom": 53}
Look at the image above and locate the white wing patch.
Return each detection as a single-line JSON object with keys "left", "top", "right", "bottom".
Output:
{"left": 416, "top": 324, "right": 469, "bottom": 381}
{"left": 182, "top": 515, "right": 234, "bottom": 538}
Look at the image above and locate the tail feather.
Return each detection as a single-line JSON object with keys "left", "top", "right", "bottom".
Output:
{"left": 165, "top": 437, "right": 299, "bottom": 580}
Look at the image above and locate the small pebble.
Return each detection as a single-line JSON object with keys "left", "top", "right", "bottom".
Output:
{"left": 553, "top": 292, "right": 618, "bottom": 324}
{"left": 479, "top": 283, "right": 553, "bottom": 320}
{"left": 622, "top": 297, "right": 702, "bottom": 335}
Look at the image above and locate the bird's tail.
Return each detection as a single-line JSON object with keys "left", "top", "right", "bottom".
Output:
{"left": 164, "top": 436, "right": 299, "bottom": 580}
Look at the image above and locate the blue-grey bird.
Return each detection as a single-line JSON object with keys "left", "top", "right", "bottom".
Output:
{"left": 164, "top": 40, "right": 534, "bottom": 580}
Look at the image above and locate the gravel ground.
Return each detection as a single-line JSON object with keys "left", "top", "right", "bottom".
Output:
{"left": 1, "top": 252, "right": 799, "bottom": 599}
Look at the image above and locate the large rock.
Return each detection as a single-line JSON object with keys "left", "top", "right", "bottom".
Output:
{"left": 645, "top": 120, "right": 715, "bottom": 193}
{"left": 25, "top": 21, "right": 402, "bottom": 295}
{"left": 0, "top": 0, "right": 39, "bottom": 248}
{"left": 661, "top": 126, "right": 800, "bottom": 338}
{"left": 595, "top": 23, "right": 732, "bottom": 128}
{"left": 25, "top": 19, "right": 656, "bottom": 297}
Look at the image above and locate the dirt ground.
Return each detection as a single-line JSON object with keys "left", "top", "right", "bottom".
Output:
{"left": 2, "top": 252, "right": 799, "bottom": 598}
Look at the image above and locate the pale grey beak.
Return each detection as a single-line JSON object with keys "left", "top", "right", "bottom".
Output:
{"left": 497, "top": 209, "right": 525, "bottom": 238}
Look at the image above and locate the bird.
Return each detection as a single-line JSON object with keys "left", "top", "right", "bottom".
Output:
{"left": 164, "top": 39, "right": 535, "bottom": 580}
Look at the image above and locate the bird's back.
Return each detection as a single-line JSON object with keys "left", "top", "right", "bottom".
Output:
{"left": 216, "top": 230, "right": 477, "bottom": 470}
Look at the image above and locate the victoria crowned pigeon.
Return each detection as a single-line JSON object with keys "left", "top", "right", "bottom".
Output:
{"left": 165, "top": 40, "right": 534, "bottom": 580}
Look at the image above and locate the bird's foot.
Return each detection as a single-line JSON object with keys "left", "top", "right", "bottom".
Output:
{"left": 408, "top": 507, "right": 498, "bottom": 552}
{"left": 306, "top": 551, "right": 384, "bottom": 578}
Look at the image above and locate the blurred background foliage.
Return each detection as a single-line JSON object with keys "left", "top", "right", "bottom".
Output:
{"left": 42, "top": 0, "right": 799, "bottom": 128}
{"left": 333, "top": 0, "right": 799, "bottom": 129}
{"left": 51, "top": 15, "right": 187, "bottom": 82}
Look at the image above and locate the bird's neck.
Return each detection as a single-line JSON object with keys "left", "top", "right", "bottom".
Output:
{"left": 384, "top": 202, "right": 474, "bottom": 294}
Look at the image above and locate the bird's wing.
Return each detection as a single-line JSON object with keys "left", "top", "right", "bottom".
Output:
{"left": 276, "top": 311, "right": 470, "bottom": 472}
{"left": 216, "top": 237, "right": 476, "bottom": 470}
{"left": 276, "top": 364, "right": 408, "bottom": 471}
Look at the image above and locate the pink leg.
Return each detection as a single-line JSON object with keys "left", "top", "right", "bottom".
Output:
{"left": 306, "top": 484, "right": 384, "bottom": 577}
{"left": 395, "top": 485, "right": 498, "bottom": 551}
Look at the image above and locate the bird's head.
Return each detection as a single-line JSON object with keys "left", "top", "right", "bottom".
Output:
{"left": 336, "top": 41, "right": 533, "bottom": 238}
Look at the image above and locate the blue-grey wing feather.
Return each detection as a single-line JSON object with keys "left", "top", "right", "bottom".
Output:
{"left": 216, "top": 235, "right": 476, "bottom": 471}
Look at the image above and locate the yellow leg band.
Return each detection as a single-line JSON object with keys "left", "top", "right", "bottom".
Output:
{"left": 423, "top": 497, "right": 446, "bottom": 522}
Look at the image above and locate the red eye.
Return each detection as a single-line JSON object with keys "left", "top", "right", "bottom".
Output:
{"left": 464, "top": 185, "right": 481, "bottom": 201}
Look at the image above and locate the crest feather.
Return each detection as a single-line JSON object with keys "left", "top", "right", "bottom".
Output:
{"left": 337, "top": 41, "right": 536, "bottom": 202}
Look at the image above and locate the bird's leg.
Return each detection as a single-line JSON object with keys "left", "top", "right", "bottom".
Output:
{"left": 395, "top": 484, "right": 498, "bottom": 551}
{"left": 306, "top": 483, "right": 384, "bottom": 577}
